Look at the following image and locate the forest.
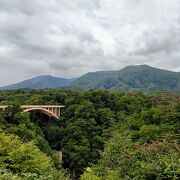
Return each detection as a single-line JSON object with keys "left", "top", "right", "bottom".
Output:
{"left": 0, "top": 89, "right": 179, "bottom": 180}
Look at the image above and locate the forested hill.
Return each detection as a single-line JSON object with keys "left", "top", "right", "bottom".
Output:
{"left": 0, "top": 89, "right": 179, "bottom": 179}
{"left": 72, "top": 65, "right": 180, "bottom": 92}
{"left": 1, "top": 65, "right": 180, "bottom": 92}
{"left": 0, "top": 75, "right": 75, "bottom": 90}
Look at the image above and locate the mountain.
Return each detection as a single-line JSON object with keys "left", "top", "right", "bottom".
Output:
{"left": 0, "top": 75, "right": 76, "bottom": 90}
{"left": 71, "top": 65, "right": 180, "bottom": 92}
{"left": 1, "top": 65, "right": 180, "bottom": 92}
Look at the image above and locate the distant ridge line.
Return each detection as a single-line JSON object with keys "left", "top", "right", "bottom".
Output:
{"left": 0, "top": 65, "right": 180, "bottom": 92}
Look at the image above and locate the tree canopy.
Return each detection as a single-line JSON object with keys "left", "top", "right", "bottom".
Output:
{"left": 0, "top": 89, "right": 179, "bottom": 179}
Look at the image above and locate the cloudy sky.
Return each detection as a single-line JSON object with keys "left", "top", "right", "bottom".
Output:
{"left": 0, "top": 0, "right": 180, "bottom": 86}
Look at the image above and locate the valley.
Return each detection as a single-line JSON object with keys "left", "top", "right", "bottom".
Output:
{"left": 0, "top": 89, "right": 179, "bottom": 179}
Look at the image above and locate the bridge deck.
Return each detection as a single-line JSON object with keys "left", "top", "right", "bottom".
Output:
{"left": 0, "top": 105, "right": 64, "bottom": 119}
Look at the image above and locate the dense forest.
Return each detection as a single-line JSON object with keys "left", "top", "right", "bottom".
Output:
{"left": 0, "top": 89, "right": 179, "bottom": 179}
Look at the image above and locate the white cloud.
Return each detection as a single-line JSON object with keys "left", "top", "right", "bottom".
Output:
{"left": 0, "top": 0, "right": 180, "bottom": 85}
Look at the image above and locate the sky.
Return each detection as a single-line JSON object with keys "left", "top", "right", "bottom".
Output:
{"left": 0, "top": 0, "right": 180, "bottom": 86}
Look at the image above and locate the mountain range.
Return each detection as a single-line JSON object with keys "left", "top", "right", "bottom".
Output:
{"left": 0, "top": 75, "right": 75, "bottom": 90}
{"left": 1, "top": 65, "right": 180, "bottom": 92}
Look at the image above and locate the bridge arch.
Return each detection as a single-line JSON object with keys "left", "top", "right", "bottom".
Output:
{"left": 23, "top": 107, "right": 59, "bottom": 119}
{"left": 0, "top": 105, "right": 64, "bottom": 119}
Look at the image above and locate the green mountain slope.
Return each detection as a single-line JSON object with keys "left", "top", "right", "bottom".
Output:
{"left": 1, "top": 65, "right": 179, "bottom": 92}
{"left": 0, "top": 75, "right": 76, "bottom": 90}
{"left": 71, "top": 65, "right": 180, "bottom": 92}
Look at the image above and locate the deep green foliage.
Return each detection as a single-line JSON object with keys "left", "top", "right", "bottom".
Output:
{"left": 0, "top": 89, "right": 179, "bottom": 179}
{"left": 72, "top": 65, "right": 180, "bottom": 92}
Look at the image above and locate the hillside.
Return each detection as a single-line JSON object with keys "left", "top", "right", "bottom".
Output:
{"left": 1, "top": 65, "right": 180, "bottom": 92}
{"left": 72, "top": 65, "right": 180, "bottom": 92}
{"left": 0, "top": 75, "right": 76, "bottom": 90}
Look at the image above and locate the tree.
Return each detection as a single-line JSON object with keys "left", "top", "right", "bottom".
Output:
{"left": 0, "top": 129, "right": 69, "bottom": 179}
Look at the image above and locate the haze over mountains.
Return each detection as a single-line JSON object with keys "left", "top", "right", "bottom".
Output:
{"left": 1, "top": 65, "right": 180, "bottom": 92}
{"left": 0, "top": 75, "right": 75, "bottom": 90}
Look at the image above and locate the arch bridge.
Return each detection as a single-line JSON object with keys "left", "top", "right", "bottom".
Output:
{"left": 0, "top": 105, "right": 64, "bottom": 119}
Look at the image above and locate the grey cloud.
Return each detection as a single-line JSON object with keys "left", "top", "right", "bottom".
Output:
{"left": 133, "top": 26, "right": 180, "bottom": 55}
{"left": 0, "top": 0, "right": 180, "bottom": 86}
